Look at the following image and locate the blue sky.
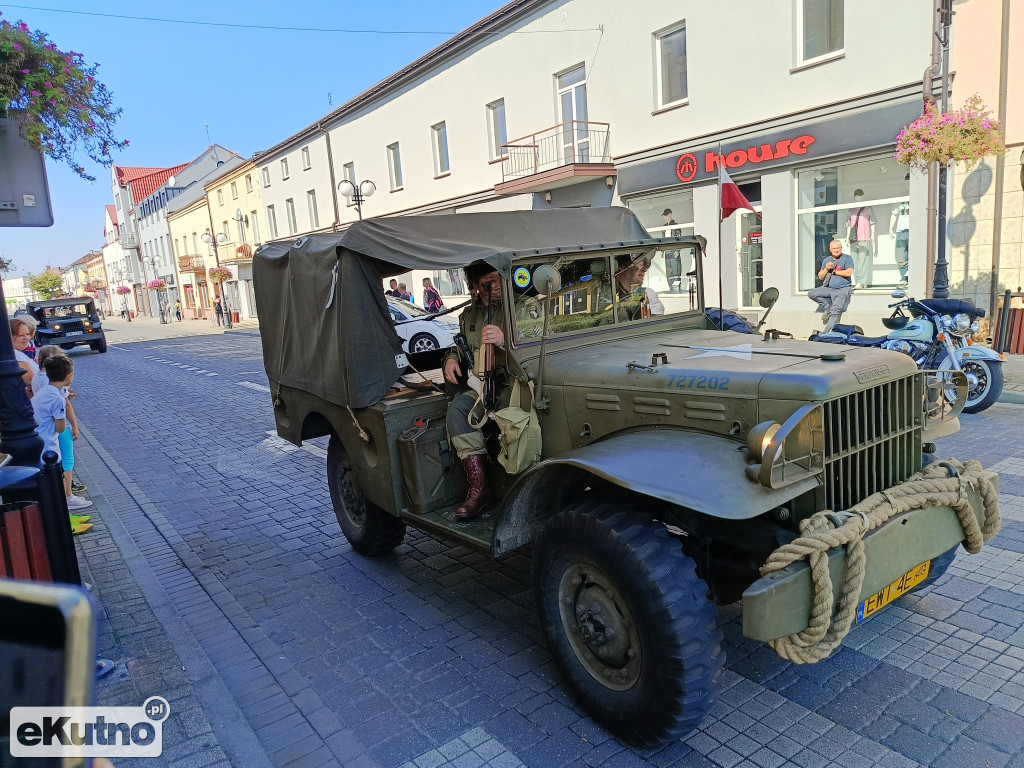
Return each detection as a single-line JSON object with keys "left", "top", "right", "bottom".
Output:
{"left": 0, "top": 0, "right": 499, "bottom": 276}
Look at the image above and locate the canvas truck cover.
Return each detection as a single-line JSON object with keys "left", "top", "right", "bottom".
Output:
{"left": 253, "top": 207, "right": 652, "bottom": 409}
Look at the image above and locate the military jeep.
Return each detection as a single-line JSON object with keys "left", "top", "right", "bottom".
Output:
{"left": 254, "top": 208, "right": 997, "bottom": 745}
{"left": 26, "top": 297, "right": 107, "bottom": 353}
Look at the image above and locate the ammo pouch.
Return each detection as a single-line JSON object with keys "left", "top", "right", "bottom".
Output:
{"left": 493, "top": 378, "right": 542, "bottom": 475}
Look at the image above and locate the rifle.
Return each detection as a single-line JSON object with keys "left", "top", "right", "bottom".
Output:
{"left": 483, "top": 284, "right": 496, "bottom": 411}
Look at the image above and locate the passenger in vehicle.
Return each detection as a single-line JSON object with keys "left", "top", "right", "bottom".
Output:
{"left": 442, "top": 262, "right": 513, "bottom": 521}
{"left": 614, "top": 254, "right": 664, "bottom": 320}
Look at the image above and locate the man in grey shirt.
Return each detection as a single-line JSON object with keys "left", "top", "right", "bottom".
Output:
{"left": 808, "top": 240, "right": 855, "bottom": 333}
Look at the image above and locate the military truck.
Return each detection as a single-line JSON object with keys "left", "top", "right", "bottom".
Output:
{"left": 26, "top": 297, "right": 107, "bottom": 353}
{"left": 254, "top": 208, "right": 997, "bottom": 745}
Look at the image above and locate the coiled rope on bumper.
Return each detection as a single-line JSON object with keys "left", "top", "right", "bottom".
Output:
{"left": 760, "top": 458, "right": 1000, "bottom": 664}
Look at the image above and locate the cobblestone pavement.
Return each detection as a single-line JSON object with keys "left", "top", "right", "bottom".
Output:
{"left": 64, "top": 334, "right": 1024, "bottom": 767}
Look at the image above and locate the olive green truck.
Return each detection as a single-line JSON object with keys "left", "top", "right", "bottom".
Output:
{"left": 254, "top": 208, "right": 999, "bottom": 745}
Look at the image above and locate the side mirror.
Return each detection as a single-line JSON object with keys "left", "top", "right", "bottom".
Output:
{"left": 891, "top": 290, "right": 906, "bottom": 299}
{"left": 759, "top": 287, "right": 780, "bottom": 309}
{"left": 534, "top": 264, "right": 562, "bottom": 295}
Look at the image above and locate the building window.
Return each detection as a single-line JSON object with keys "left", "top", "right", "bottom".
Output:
{"left": 655, "top": 23, "right": 687, "bottom": 108}
{"left": 266, "top": 205, "right": 278, "bottom": 238}
{"left": 285, "top": 198, "right": 297, "bottom": 235}
{"left": 237, "top": 216, "right": 246, "bottom": 244}
{"left": 251, "top": 210, "right": 260, "bottom": 242}
{"left": 222, "top": 220, "right": 230, "bottom": 239}
{"left": 280, "top": 158, "right": 290, "bottom": 180}
{"left": 307, "top": 189, "right": 319, "bottom": 229}
{"left": 245, "top": 174, "right": 253, "bottom": 193}
{"left": 230, "top": 181, "right": 238, "bottom": 199}
{"left": 342, "top": 162, "right": 356, "bottom": 206}
{"left": 217, "top": 190, "right": 224, "bottom": 206}
{"left": 796, "top": 157, "right": 909, "bottom": 292}
{"left": 487, "top": 99, "right": 508, "bottom": 160}
{"left": 799, "top": 0, "right": 844, "bottom": 63}
{"left": 301, "top": 146, "right": 311, "bottom": 170}
{"left": 387, "top": 142, "right": 403, "bottom": 190}
{"left": 431, "top": 122, "right": 450, "bottom": 176}
{"left": 556, "top": 65, "right": 589, "bottom": 163}
{"left": 261, "top": 167, "right": 271, "bottom": 187}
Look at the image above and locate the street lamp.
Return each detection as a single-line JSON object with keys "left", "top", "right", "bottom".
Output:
{"left": 201, "top": 229, "right": 233, "bottom": 329}
{"left": 337, "top": 178, "right": 376, "bottom": 220}
{"left": 113, "top": 266, "right": 131, "bottom": 323}
{"left": 148, "top": 256, "right": 166, "bottom": 324}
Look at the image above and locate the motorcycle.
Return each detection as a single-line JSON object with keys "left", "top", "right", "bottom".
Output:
{"left": 811, "top": 291, "right": 1005, "bottom": 413}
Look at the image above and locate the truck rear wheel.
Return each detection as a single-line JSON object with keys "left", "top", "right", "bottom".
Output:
{"left": 532, "top": 500, "right": 723, "bottom": 745}
{"left": 327, "top": 435, "right": 405, "bottom": 555}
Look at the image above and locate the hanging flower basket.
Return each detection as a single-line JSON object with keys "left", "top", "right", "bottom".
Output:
{"left": 147, "top": 278, "right": 167, "bottom": 290}
{"left": 235, "top": 243, "right": 252, "bottom": 259}
{"left": 208, "top": 266, "right": 232, "bottom": 284}
{"left": 82, "top": 285, "right": 98, "bottom": 293}
{"left": 894, "top": 94, "right": 1006, "bottom": 172}
{"left": 115, "top": 286, "right": 131, "bottom": 295}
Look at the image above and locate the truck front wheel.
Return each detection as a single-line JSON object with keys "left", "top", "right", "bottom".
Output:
{"left": 327, "top": 435, "right": 405, "bottom": 556}
{"left": 532, "top": 500, "right": 723, "bottom": 745}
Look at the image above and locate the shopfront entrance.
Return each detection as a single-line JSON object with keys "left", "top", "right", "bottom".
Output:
{"left": 739, "top": 210, "right": 763, "bottom": 307}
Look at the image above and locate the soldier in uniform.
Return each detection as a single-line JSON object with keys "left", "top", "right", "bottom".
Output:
{"left": 442, "top": 262, "right": 515, "bottom": 520}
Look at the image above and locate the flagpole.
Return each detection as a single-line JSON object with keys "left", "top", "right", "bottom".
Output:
{"left": 716, "top": 144, "right": 724, "bottom": 330}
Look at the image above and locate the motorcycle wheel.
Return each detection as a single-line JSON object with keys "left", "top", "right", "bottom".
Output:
{"left": 943, "top": 357, "right": 1003, "bottom": 414}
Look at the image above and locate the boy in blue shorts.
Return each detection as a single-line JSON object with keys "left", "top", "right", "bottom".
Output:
{"left": 32, "top": 354, "right": 93, "bottom": 533}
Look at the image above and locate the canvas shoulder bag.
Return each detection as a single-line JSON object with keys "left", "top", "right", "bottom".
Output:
{"left": 493, "top": 377, "right": 542, "bottom": 475}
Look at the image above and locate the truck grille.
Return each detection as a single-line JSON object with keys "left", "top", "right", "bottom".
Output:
{"left": 56, "top": 321, "right": 85, "bottom": 335}
{"left": 822, "top": 374, "right": 922, "bottom": 511}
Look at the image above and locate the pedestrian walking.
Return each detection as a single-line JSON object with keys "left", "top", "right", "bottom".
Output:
{"left": 423, "top": 277, "right": 445, "bottom": 313}
{"left": 174, "top": 300, "right": 183, "bottom": 322}
{"left": 214, "top": 298, "right": 224, "bottom": 326}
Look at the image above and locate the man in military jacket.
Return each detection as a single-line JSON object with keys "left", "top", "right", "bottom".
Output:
{"left": 443, "top": 262, "right": 514, "bottom": 520}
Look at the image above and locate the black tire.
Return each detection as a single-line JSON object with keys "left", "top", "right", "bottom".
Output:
{"left": 59, "top": 343, "right": 76, "bottom": 350}
{"left": 409, "top": 332, "right": 439, "bottom": 353}
{"left": 91, "top": 337, "right": 108, "bottom": 353}
{"left": 915, "top": 546, "right": 957, "bottom": 592}
{"left": 532, "top": 500, "right": 723, "bottom": 745}
{"left": 326, "top": 434, "right": 405, "bottom": 556}
{"left": 705, "top": 308, "right": 754, "bottom": 333}
{"left": 958, "top": 359, "right": 1003, "bottom": 414}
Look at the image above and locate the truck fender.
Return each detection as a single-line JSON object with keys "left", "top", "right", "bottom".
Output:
{"left": 939, "top": 345, "right": 1003, "bottom": 366}
{"left": 492, "top": 430, "right": 819, "bottom": 557}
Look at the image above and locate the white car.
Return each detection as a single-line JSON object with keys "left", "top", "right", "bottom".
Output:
{"left": 388, "top": 298, "right": 459, "bottom": 354}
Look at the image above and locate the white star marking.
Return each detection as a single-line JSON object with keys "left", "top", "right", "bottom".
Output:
{"left": 686, "top": 342, "right": 794, "bottom": 360}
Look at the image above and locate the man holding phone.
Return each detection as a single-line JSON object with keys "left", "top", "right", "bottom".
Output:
{"left": 807, "top": 239, "right": 855, "bottom": 333}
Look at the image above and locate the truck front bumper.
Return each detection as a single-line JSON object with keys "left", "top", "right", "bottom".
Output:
{"left": 741, "top": 470, "right": 998, "bottom": 642}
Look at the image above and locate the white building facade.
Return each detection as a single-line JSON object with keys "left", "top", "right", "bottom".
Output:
{"left": 256, "top": 0, "right": 938, "bottom": 330}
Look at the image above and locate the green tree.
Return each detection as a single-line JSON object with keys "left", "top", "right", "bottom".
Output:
{"left": 0, "top": 12, "right": 128, "bottom": 180}
{"left": 29, "top": 270, "right": 63, "bottom": 299}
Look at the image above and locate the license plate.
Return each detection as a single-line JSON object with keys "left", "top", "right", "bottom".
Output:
{"left": 65, "top": 331, "right": 83, "bottom": 337}
{"left": 857, "top": 560, "right": 930, "bottom": 622}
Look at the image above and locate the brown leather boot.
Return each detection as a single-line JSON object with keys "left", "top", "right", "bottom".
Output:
{"left": 455, "top": 454, "right": 491, "bottom": 521}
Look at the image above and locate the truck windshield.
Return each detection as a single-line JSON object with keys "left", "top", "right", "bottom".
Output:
{"left": 511, "top": 245, "right": 701, "bottom": 341}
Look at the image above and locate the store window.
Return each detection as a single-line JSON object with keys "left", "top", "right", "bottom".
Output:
{"left": 626, "top": 192, "right": 696, "bottom": 296}
{"left": 799, "top": 0, "right": 844, "bottom": 64}
{"left": 796, "top": 158, "right": 910, "bottom": 291}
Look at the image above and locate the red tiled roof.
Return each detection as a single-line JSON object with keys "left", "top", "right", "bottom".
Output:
{"left": 128, "top": 164, "right": 189, "bottom": 205}
{"left": 105, "top": 204, "right": 117, "bottom": 226}
{"left": 114, "top": 165, "right": 168, "bottom": 185}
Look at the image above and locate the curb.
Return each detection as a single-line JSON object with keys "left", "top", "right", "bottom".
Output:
{"left": 997, "top": 389, "right": 1024, "bottom": 405}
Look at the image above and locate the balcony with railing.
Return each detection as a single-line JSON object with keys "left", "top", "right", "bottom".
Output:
{"left": 118, "top": 231, "right": 139, "bottom": 249}
{"left": 495, "top": 120, "right": 615, "bottom": 195}
{"left": 178, "top": 254, "right": 206, "bottom": 273}
{"left": 220, "top": 243, "right": 253, "bottom": 264}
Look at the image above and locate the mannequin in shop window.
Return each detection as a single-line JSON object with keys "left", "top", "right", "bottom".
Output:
{"left": 662, "top": 209, "right": 683, "bottom": 293}
{"left": 846, "top": 189, "right": 875, "bottom": 288}
{"left": 889, "top": 174, "right": 910, "bottom": 288}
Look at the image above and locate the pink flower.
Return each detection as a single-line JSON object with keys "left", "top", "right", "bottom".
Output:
{"left": 30, "top": 90, "right": 39, "bottom": 97}
{"left": 12, "top": 43, "right": 21, "bottom": 50}
{"left": 44, "top": 81, "right": 51, "bottom": 87}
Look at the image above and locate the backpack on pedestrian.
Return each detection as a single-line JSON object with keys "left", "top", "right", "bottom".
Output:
{"left": 425, "top": 286, "right": 445, "bottom": 313}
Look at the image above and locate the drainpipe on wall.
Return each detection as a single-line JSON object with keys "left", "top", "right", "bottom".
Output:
{"left": 320, "top": 121, "right": 341, "bottom": 232}
{"left": 988, "top": 0, "right": 1011, "bottom": 322}
{"left": 923, "top": 0, "right": 943, "bottom": 298}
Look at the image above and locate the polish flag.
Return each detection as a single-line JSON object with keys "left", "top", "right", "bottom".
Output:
{"left": 720, "top": 165, "right": 758, "bottom": 221}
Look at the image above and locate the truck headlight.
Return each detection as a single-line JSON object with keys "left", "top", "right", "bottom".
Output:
{"left": 52, "top": 323, "right": 61, "bottom": 332}
{"left": 745, "top": 404, "right": 824, "bottom": 488}
{"left": 746, "top": 421, "right": 780, "bottom": 462}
